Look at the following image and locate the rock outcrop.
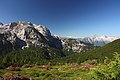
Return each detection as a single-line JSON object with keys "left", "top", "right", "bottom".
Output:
{"left": 61, "top": 38, "right": 95, "bottom": 53}
{"left": 0, "top": 21, "right": 62, "bottom": 53}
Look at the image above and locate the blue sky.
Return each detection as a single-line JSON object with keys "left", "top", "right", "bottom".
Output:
{"left": 0, "top": 0, "right": 120, "bottom": 37}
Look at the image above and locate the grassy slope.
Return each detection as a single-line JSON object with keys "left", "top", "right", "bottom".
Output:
{"left": 77, "top": 39, "right": 120, "bottom": 62}
{"left": 20, "top": 38, "right": 120, "bottom": 65}
{"left": 56, "top": 39, "right": 120, "bottom": 64}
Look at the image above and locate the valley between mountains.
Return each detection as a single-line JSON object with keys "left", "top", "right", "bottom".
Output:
{"left": 0, "top": 21, "right": 120, "bottom": 80}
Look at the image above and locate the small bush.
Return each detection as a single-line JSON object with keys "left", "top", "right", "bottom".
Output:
{"left": 91, "top": 52, "right": 120, "bottom": 80}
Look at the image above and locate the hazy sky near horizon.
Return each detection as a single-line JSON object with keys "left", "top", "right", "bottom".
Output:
{"left": 0, "top": 0, "right": 120, "bottom": 37}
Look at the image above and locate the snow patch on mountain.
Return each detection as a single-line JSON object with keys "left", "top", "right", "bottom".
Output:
{"left": 81, "top": 35, "right": 120, "bottom": 46}
{"left": 0, "top": 21, "right": 62, "bottom": 51}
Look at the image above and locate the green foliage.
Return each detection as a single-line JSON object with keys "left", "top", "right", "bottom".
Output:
{"left": 91, "top": 52, "right": 120, "bottom": 80}
{"left": 76, "top": 39, "right": 120, "bottom": 63}
{"left": 45, "top": 39, "right": 120, "bottom": 65}
{"left": 0, "top": 47, "right": 64, "bottom": 67}
{"left": 81, "top": 59, "right": 98, "bottom": 65}
{"left": 0, "top": 64, "right": 90, "bottom": 80}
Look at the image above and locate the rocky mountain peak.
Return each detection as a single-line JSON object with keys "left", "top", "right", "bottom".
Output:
{"left": 8, "top": 21, "right": 33, "bottom": 30}
{"left": 0, "top": 21, "right": 62, "bottom": 53}
{"left": 7, "top": 21, "right": 51, "bottom": 37}
{"left": 34, "top": 25, "right": 51, "bottom": 37}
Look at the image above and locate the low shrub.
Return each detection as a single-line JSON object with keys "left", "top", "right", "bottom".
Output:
{"left": 91, "top": 52, "right": 120, "bottom": 80}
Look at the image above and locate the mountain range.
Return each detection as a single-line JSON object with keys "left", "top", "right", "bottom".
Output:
{"left": 0, "top": 21, "right": 120, "bottom": 68}
{"left": 81, "top": 35, "right": 120, "bottom": 46}
{"left": 0, "top": 21, "right": 120, "bottom": 54}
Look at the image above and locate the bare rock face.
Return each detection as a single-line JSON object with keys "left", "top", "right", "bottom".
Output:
{"left": 34, "top": 24, "right": 62, "bottom": 49}
{"left": 61, "top": 38, "right": 95, "bottom": 53}
{"left": 34, "top": 25, "right": 51, "bottom": 36}
{"left": 0, "top": 21, "right": 62, "bottom": 54}
{"left": 0, "top": 31, "right": 27, "bottom": 53}
{"left": 0, "top": 33, "right": 13, "bottom": 53}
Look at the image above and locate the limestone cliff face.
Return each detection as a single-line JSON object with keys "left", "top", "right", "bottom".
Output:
{"left": 61, "top": 38, "right": 95, "bottom": 53}
{"left": 34, "top": 25, "right": 62, "bottom": 49}
{"left": 34, "top": 25, "right": 51, "bottom": 37}
{"left": 0, "top": 21, "right": 62, "bottom": 53}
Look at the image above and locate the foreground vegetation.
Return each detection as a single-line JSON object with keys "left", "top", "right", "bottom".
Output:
{"left": 0, "top": 53, "right": 120, "bottom": 80}
{"left": 0, "top": 64, "right": 94, "bottom": 80}
{"left": 1, "top": 39, "right": 120, "bottom": 79}
{"left": 1, "top": 39, "right": 120, "bottom": 68}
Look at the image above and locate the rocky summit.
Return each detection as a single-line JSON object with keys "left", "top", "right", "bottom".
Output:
{"left": 0, "top": 21, "right": 62, "bottom": 53}
{"left": 61, "top": 38, "right": 95, "bottom": 53}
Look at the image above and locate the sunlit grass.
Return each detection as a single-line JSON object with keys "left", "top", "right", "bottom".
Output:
{"left": 0, "top": 64, "right": 94, "bottom": 80}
